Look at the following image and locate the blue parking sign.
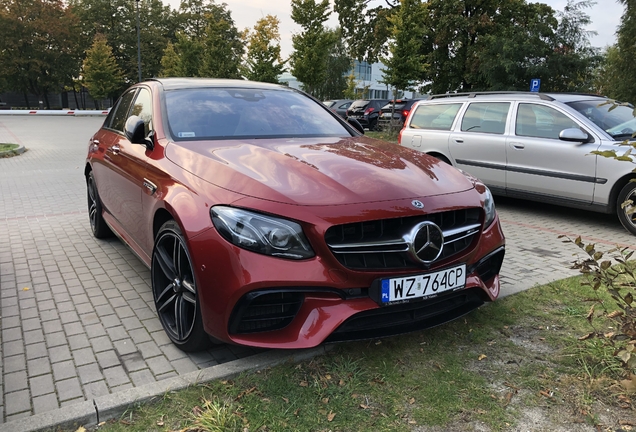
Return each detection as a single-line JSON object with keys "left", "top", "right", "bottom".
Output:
{"left": 530, "top": 79, "right": 541, "bottom": 92}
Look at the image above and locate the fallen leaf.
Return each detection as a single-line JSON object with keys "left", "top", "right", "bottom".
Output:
{"left": 322, "top": 397, "right": 329, "bottom": 404}
{"left": 282, "top": 397, "right": 289, "bottom": 404}
{"left": 620, "top": 375, "right": 636, "bottom": 393}
{"left": 578, "top": 332, "right": 594, "bottom": 341}
{"left": 299, "top": 381, "right": 308, "bottom": 387}
{"left": 476, "top": 409, "right": 486, "bottom": 414}
{"left": 325, "top": 374, "right": 332, "bottom": 380}
{"left": 375, "top": 340, "right": 382, "bottom": 345}
{"left": 75, "top": 427, "right": 86, "bottom": 432}
{"left": 408, "top": 420, "right": 417, "bottom": 424}
{"left": 490, "top": 394, "right": 498, "bottom": 400}
{"left": 192, "top": 406, "right": 203, "bottom": 417}
{"left": 608, "top": 310, "right": 624, "bottom": 318}
{"left": 504, "top": 392, "right": 514, "bottom": 405}
{"left": 327, "top": 411, "right": 336, "bottom": 422}
{"left": 360, "top": 404, "right": 369, "bottom": 410}
{"left": 539, "top": 390, "right": 554, "bottom": 399}
{"left": 504, "top": 382, "right": 520, "bottom": 391}
{"left": 586, "top": 304, "right": 595, "bottom": 321}
{"left": 22, "top": 287, "right": 29, "bottom": 291}
{"left": 409, "top": 397, "right": 415, "bottom": 404}
{"left": 339, "top": 379, "right": 345, "bottom": 386}
{"left": 620, "top": 420, "right": 635, "bottom": 426}
{"left": 478, "top": 354, "right": 487, "bottom": 361}
{"left": 294, "top": 408, "right": 301, "bottom": 416}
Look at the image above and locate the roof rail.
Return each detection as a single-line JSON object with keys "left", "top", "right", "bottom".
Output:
{"left": 426, "top": 91, "right": 554, "bottom": 101}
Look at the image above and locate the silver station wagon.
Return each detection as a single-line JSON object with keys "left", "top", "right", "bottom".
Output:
{"left": 398, "top": 92, "right": 636, "bottom": 235}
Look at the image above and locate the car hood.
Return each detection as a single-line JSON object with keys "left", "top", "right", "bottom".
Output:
{"left": 165, "top": 136, "right": 474, "bottom": 206}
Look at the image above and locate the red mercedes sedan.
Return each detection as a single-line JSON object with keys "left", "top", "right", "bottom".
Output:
{"left": 85, "top": 78, "right": 505, "bottom": 352}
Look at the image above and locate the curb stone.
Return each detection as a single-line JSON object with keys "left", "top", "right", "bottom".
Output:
{"left": 0, "top": 144, "right": 25, "bottom": 157}
{"left": 0, "top": 346, "right": 329, "bottom": 432}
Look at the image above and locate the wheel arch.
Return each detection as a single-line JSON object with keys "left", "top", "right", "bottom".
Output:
{"left": 427, "top": 152, "right": 452, "bottom": 165}
{"left": 153, "top": 208, "right": 175, "bottom": 241}
{"left": 84, "top": 163, "right": 92, "bottom": 180}
{"left": 608, "top": 173, "right": 636, "bottom": 214}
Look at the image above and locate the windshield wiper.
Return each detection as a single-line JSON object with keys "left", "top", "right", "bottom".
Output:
{"left": 609, "top": 132, "right": 636, "bottom": 140}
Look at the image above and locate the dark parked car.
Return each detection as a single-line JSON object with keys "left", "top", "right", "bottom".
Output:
{"left": 85, "top": 78, "right": 505, "bottom": 352}
{"left": 347, "top": 99, "right": 390, "bottom": 130}
{"left": 323, "top": 99, "right": 353, "bottom": 118}
{"left": 378, "top": 99, "right": 424, "bottom": 130}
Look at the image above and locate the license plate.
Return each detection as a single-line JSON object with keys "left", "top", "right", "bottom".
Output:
{"left": 380, "top": 264, "right": 466, "bottom": 304}
{"left": 381, "top": 113, "right": 391, "bottom": 118}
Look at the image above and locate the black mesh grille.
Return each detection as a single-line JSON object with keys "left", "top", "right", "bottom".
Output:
{"left": 326, "top": 288, "right": 486, "bottom": 342}
{"left": 325, "top": 208, "right": 481, "bottom": 270}
{"left": 230, "top": 292, "right": 304, "bottom": 334}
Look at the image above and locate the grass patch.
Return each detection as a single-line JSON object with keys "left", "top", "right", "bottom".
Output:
{"left": 0, "top": 143, "right": 18, "bottom": 152}
{"left": 366, "top": 130, "right": 399, "bottom": 143}
{"left": 86, "top": 276, "right": 633, "bottom": 432}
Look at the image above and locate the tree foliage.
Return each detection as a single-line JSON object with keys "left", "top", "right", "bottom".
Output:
{"left": 243, "top": 15, "right": 286, "bottom": 84}
{"left": 0, "top": 0, "right": 81, "bottom": 107}
{"left": 600, "top": 0, "right": 636, "bottom": 103}
{"left": 335, "top": 0, "right": 600, "bottom": 94}
{"left": 82, "top": 34, "right": 124, "bottom": 107}
{"left": 381, "top": 0, "right": 427, "bottom": 94}
{"left": 289, "top": 0, "right": 333, "bottom": 97}
{"left": 159, "top": 0, "right": 243, "bottom": 79}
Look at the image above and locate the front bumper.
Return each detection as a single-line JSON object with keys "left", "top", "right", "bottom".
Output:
{"left": 187, "top": 205, "right": 505, "bottom": 349}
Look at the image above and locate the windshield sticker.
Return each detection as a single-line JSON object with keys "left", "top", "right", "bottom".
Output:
{"left": 178, "top": 132, "right": 196, "bottom": 138}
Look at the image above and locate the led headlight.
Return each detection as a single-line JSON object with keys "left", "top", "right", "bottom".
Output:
{"left": 483, "top": 186, "right": 496, "bottom": 228}
{"left": 210, "top": 206, "right": 314, "bottom": 260}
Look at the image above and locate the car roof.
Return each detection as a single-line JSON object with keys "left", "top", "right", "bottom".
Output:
{"left": 423, "top": 91, "right": 607, "bottom": 103}
{"left": 150, "top": 77, "right": 286, "bottom": 91}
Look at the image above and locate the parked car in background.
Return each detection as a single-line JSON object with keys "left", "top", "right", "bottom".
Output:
{"left": 398, "top": 91, "right": 636, "bottom": 235}
{"left": 323, "top": 99, "right": 353, "bottom": 118}
{"left": 378, "top": 99, "right": 424, "bottom": 130}
{"left": 347, "top": 99, "right": 390, "bottom": 130}
{"left": 85, "top": 78, "right": 505, "bottom": 352}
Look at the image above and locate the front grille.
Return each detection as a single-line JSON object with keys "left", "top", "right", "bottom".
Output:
{"left": 229, "top": 291, "right": 304, "bottom": 334}
{"left": 326, "top": 288, "right": 486, "bottom": 342}
{"left": 325, "top": 208, "right": 481, "bottom": 270}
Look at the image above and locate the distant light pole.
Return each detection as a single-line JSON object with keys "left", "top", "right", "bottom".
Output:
{"left": 135, "top": 0, "right": 142, "bottom": 82}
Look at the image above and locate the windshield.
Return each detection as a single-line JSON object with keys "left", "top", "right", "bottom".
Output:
{"left": 382, "top": 102, "right": 407, "bottom": 111}
{"left": 567, "top": 100, "right": 636, "bottom": 140}
{"left": 165, "top": 88, "right": 351, "bottom": 140}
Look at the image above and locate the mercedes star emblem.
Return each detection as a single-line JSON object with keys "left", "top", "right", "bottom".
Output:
{"left": 407, "top": 221, "right": 444, "bottom": 264}
{"left": 411, "top": 200, "right": 424, "bottom": 209}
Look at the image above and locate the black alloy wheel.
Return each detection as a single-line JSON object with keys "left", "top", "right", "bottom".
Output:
{"left": 151, "top": 220, "right": 211, "bottom": 351}
{"left": 618, "top": 181, "right": 636, "bottom": 236}
{"left": 87, "top": 172, "right": 112, "bottom": 239}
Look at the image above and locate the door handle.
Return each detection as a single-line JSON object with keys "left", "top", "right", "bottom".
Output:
{"left": 454, "top": 138, "right": 464, "bottom": 143}
{"left": 511, "top": 142, "right": 525, "bottom": 149}
{"left": 108, "top": 145, "right": 121, "bottom": 155}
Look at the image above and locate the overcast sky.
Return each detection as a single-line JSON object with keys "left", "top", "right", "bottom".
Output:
{"left": 164, "top": 0, "right": 623, "bottom": 60}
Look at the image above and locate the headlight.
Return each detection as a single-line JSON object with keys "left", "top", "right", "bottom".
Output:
{"left": 210, "top": 206, "right": 315, "bottom": 260}
{"left": 483, "top": 186, "right": 496, "bottom": 228}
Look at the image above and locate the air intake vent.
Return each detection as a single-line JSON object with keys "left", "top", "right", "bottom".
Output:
{"left": 325, "top": 208, "right": 481, "bottom": 270}
{"left": 229, "top": 291, "right": 304, "bottom": 334}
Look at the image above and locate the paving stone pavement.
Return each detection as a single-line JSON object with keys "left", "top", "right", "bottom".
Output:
{"left": 0, "top": 116, "right": 632, "bottom": 424}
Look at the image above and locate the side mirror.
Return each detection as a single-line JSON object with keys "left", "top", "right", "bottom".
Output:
{"left": 559, "top": 128, "right": 590, "bottom": 143}
{"left": 348, "top": 118, "right": 364, "bottom": 135}
{"left": 125, "top": 115, "right": 153, "bottom": 148}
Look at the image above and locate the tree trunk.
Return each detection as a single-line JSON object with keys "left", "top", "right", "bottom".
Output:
{"left": 23, "top": 92, "right": 30, "bottom": 109}
{"left": 73, "top": 89, "right": 80, "bottom": 110}
{"left": 44, "top": 92, "right": 51, "bottom": 109}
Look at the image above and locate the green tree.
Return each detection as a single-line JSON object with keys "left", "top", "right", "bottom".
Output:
{"left": 82, "top": 34, "right": 124, "bottom": 108}
{"left": 0, "top": 0, "right": 81, "bottom": 108}
{"left": 289, "top": 0, "right": 333, "bottom": 97}
{"left": 198, "top": 11, "right": 244, "bottom": 78}
{"left": 343, "top": 69, "right": 357, "bottom": 100}
{"left": 243, "top": 15, "right": 286, "bottom": 83}
{"left": 601, "top": 0, "right": 636, "bottom": 102}
{"left": 381, "top": 0, "right": 427, "bottom": 97}
{"left": 315, "top": 28, "right": 351, "bottom": 100}
{"left": 70, "top": 0, "right": 175, "bottom": 86}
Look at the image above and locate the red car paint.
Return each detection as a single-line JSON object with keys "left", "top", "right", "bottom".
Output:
{"left": 86, "top": 78, "right": 505, "bottom": 350}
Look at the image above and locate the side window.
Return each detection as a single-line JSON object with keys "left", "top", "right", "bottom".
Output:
{"left": 130, "top": 88, "right": 153, "bottom": 135}
{"left": 461, "top": 102, "right": 510, "bottom": 134}
{"left": 109, "top": 90, "right": 137, "bottom": 132}
{"left": 339, "top": 102, "right": 351, "bottom": 110}
{"left": 516, "top": 103, "right": 580, "bottom": 139}
{"left": 409, "top": 103, "right": 462, "bottom": 130}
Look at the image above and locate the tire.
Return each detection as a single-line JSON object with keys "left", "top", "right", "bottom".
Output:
{"left": 151, "top": 220, "right": 212, "bottom": 352}
{"left": 87, "top": 172, "right": 113, "bottom": 239}
{"left": 617, "top": 180, "right": 636, "bottom": 235}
